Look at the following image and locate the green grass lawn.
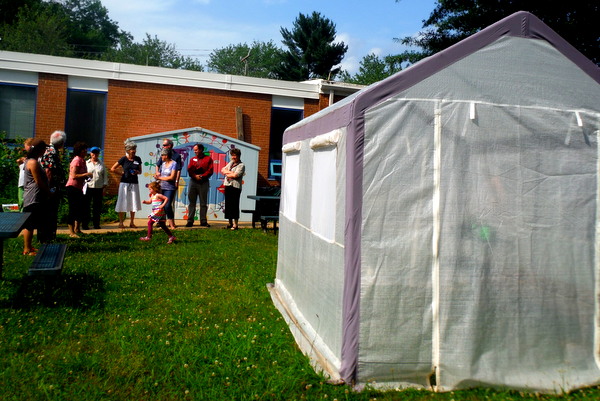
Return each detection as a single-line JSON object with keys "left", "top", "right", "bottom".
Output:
{"left": 0, "top": 229, "right": 598, "bottom": 400}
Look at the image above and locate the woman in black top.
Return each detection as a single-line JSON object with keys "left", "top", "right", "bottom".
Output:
{"left": 110, "top": 140, "right": 142, "bottom": 228}
{"left": 22, "top": 138, "right": 51, "bottom": 255}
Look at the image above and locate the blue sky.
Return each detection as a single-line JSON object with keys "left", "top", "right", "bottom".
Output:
{"left": 100, "top": 0, "right": 438, "bottom": 74}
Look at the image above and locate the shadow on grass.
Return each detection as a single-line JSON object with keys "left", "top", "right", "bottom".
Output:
{"left": 0, "top": 273, "right": 106, "bottom": 310}
{"left": 64, "top": 242, "right": 132, "bottom": 254}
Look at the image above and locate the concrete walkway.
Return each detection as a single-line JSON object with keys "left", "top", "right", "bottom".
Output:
{"left": 56, "top": 219, "right": 254, "bottom": 235}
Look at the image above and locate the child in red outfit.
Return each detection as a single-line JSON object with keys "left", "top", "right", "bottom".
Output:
{"left": 140, "top": 181, "right": 176, "bottom": 244}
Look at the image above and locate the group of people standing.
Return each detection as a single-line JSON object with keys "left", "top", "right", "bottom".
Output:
{"left": 20, "top": 131, "right": 109, "bottom": 255}
{"left": 110, "top": 138, "right": 245, "bottom": 241}
{"left": 19, "top": 133, "right": 246, "bottom": 253}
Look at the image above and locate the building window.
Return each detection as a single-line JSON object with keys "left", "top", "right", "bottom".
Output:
{"left": 310, "top": 146, "right": 337, "bottom": 241}
{"left": 0, "top": 83, "right": 36, "bottom": 139}
{"left": 282, "top": 152, "right": 300, "bottom": 221}
{"left": 269, "top": 107, "right": 303, "bottom": 179}
{"left": 65, "top": 89, "right": 106, "bottom": 147}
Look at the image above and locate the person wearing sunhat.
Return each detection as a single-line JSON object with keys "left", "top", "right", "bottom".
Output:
{"left": 22, "top": 138, "right": 51, "bottom": 256}
{"left": 83, "top": 147, "right": 108, "bottom": 229}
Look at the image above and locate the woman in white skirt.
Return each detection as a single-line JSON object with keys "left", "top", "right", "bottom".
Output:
{"left": 110, "top": 140, "right": 142, "bottom": 228}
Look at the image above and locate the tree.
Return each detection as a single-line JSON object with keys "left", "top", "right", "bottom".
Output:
{"left": 0, "top": 0, "right": 39, "bottom": 26}
{"left": 61, "top": 0, "right": 125, "bottom": 58}
{"left": 0, "top": 4, "right": 73, "bottom": 56}
{"left": 0, "top": 0, "right": 128, "bottom": 59}
{"left": 207, "top": 41, "right": 283, "bottom": 78}
{"left": 396, "top": 0, "right": 600, "bottom": 65}
{"left": 275, "top": 11, "right": 348, "bottom": 81}
{"left": 102, "top": 34, "right": 203, "bottom": 71}
{"left": 338, "top": 53, "right": 405, "bottom": 85}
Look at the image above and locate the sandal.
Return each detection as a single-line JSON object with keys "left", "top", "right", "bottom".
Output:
{"left": 22, "top": 250, "right": 37, "bottom": 256}
{"left": 230, "top": 226, "right": 238, "bottom": 231}
{"left": 129, "top": 224, "right": 138, "bottom": 229}
{"left": 139, "top": 236, "right": 151, "bottom": 241}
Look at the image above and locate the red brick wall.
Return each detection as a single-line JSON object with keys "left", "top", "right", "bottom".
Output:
{"left": 32, "top": 75, "right": 337, "bottom": 193}
{"left": 104, "top": 80, "right": 276, "bottom": 190}
{"left": 305, "top": 98, "right": 321, "bottom": 117}
{"left": 35, "top": 73, "right": 67, "bottom": 138}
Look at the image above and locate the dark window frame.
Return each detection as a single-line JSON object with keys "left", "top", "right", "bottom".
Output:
{"left": 0, "top": 82, "right": 37, "bottom": 140}
{"left": 65, "top": 89, "right": 107, "bottom": 148}
{"left": 269, "top": 107, "right": 303, "bottom": 179}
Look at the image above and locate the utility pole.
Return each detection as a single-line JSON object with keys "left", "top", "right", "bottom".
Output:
{"left": 240, "top": 50, "right": 251, "bottom": 76}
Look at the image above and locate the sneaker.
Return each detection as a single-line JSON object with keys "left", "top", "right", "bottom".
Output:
{"left": 140, "top": 236, "right": 151, "bottom": 241}
{"left": 167, "top": 236, "right": 177, "bottom": 244}
{"left": 185, "top": 221, "right": 193, "bottom": 227}
{"left": 199, "top": 222, "right": 211, "bottom": 227}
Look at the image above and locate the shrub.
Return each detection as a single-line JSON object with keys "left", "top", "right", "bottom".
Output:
{"left": 0, "top": 133, "right": 26, "bottom": 205}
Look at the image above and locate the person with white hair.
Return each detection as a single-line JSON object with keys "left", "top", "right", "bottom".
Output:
{"left": 110, "top": 139, "right": 142, "bottom": 228}
{"left": 39, "top": 130, "right": 67, "bottom": 242}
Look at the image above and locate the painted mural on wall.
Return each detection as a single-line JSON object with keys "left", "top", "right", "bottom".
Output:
{"left": 131, "top": 127, "right": 260, "bottom": 222}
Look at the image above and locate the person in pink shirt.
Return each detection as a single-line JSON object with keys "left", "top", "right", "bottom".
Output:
{"left": 140, "top": 181, "right": 176, "bottom": 244}
{"left": 65, "top": 142, "right": 92, "bottom": 237}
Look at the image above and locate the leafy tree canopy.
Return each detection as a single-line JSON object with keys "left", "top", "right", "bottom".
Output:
{"left": 0, "top": 0, "right": 39, "bottom": 26}
{"left": 275, "top": 11, "right": 348, "bottom": 81}
{"left": 0, "top": 0, "right": 127, "bottom": 58}
{"left": 396, "top": 0, "right": 599, "bottom": 65}
{"left": 207, "top": 40, "right": 283, "bottom": 78}
{"left": 0, "top": 3, "right": 73, "bottom": 56}
{"left": 101, "top": 34, "right": 203, "bottom": 71}
{"left": 61, "top": 0, "right": 125, "bottom": 58}
{"left": 338, "top": 53, "right": 405, "bottom": 85}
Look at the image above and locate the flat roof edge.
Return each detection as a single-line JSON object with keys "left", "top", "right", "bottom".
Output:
{"left": 0, "top": 51, "right": 321, "bottom": 99}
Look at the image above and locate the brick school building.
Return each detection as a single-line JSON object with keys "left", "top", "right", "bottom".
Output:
{"left": 0, "top": 51, "right": 361, "bottom": 192}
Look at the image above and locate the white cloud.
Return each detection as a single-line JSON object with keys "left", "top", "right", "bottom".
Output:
{"left": 102, "top": 0, "right": 175, "bottom": 14}
{"left": 340, "top": 55, "right": 359, "bottom": 75}
{"left": 367, "top": 47, "right": 383, "bottom": 57}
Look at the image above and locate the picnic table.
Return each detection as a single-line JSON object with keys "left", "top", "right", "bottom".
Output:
{"left": 246, "top": 195, "right": 280, "bottom": 233}
{"left": 0, "top": 212, "right": 31, "bottom": 278}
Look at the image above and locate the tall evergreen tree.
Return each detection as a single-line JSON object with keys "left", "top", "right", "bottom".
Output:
{"left": 396, "top": 0, "right": 599, "bottom": 65}
{"left": 275, "top": 11, "right": 348, "bottom": 81}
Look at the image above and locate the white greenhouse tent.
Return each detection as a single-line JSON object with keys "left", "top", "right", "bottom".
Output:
{"left": 269, "top": 12, "right": 600, "bottom": 393}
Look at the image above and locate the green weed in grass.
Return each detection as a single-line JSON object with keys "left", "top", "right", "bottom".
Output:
{"left": 0, "top": 229, "right": 598, "bottom": 400}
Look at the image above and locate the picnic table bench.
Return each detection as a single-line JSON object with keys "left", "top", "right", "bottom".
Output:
{"left": 29, "top": 243, "right": 67, "bottom": 276}
{"left": 241, "top": 208, "right": 260, "bottom": 228}
{"left": 247, "top": 195, "right": 280, "bottom": 233}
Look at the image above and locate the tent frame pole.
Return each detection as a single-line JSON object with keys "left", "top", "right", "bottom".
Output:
{"left": 431, "top": 101, "right": 442, "bottom": 389}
